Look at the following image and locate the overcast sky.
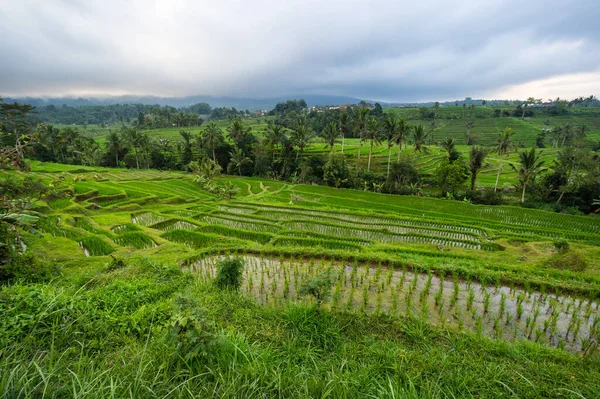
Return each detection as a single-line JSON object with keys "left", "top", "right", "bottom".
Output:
{"left": 0, "top": 0, "right": 599, "bottom": 102}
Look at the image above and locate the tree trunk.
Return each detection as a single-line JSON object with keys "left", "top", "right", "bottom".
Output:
{"left": 213, "top": 148, "right": 216, "bottom": 163}
{"left": 387, "top": 146, "right": 392, "bottom": 178}
{"left": 368, "top": 139, "right": 374, "bottom": 171}
{"left": 521, "top": 182, "right": 527, "bottom": 202}
{"left": 556, "top": 190, "right": 565, "bottom": 206}
{"left": 494, "top": 159, "right": 502, "bottom": 192}
{"left": 135, "top": 148, "right": 140, "bottom": 170}
{"left": 115, "top": 152, "right": 119, "bottom": 167}
{"left": 470, "top": 172, "right": 476, "bottom": 191}
{"left": 341, "top": 132, "right": 345, "bottom": 154}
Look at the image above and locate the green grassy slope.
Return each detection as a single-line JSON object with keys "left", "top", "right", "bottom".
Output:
{"left": 2, "top": 163, "right": 600, "bottom": 397}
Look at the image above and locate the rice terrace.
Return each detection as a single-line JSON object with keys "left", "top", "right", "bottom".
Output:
{"left": 3, "top": 0, "right": 600, "bottom": 397}
{"left": 2, "top": 153, "right": 600, "bottom": 396}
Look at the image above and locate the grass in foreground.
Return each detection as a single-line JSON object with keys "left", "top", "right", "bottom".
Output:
{"left": 1, "top": 257, "right": 600, "bottom": 398}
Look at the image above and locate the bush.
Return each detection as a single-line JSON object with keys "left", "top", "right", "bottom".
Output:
{"left": 0, "top": 252, "right": 60, "bottom": 283}
{"left": 168, "top": 292, "right": 217, "bottom": 366}
{"left": 214, "top": 257, "right": 244, "bottom": 290}
{"left": 465, "top": 189, "right": 503, "bottom": 205}
{"left": 553, "top": 239, "right": 570, "bottom": 254}
{"left": 299, "top": 271, "right": 334, "bottom": 307}
{"left": 323, "top": 154, "right": 353, "bottom": 188}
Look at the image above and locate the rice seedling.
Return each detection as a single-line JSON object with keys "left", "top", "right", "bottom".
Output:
{"left": 450, "top": 276, "right": 460, "bottom": 308}
{"left": 483, "top": 289, "right": 491, "bottom": 314}
{"left": 467, "top": 287, "right": 475, "bottom": 311}
{"left": 113, "top": 232, "right": 155, "bottom": 249}
{"left": 499, "top": 292, "right": 506, "bottom": 318}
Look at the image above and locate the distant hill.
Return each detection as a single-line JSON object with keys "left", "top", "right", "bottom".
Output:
{"left": 2, "top": 94, "right": 374, "bottom": 110}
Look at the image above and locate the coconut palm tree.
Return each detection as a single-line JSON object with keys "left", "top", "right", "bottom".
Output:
{"left": 439, "top": 137, "right": 458, "bottom": 161}
{"left": 228, "top": 146, "right": 253, "bottom": 176}
{"left": 264, "top": 123, "right": 288, "bottom": 161}
{"left": 412, "top": 125, "right": 427, "bottom": 152}
{"left": 179, "top": 130, "right": 194, "bottom": 166}
{"left": 394, "top": 118, "right": 410, "bottom": 160}
{"left": 560, "top": 123, "right": 573, "bottom": 147}
{"left": 106, "top": 132, "right": 124, "bottom": 166}
{"left": 321, "top": 121, "right": 339, "bottom": 153}
{"left": 122, "top": 127, "right": 147, "bottom": 169}
{"left": 226, "top": 118, "right": 251, "bottom": 145}
{"left": 493, "top": 127, "right": 516, "bottom": 192}
{"left": 465, "top": 120, "right": 475, "bottom": 145}
{"left": 156, "top": 138, "right": 171, "bottom": 153}
{"left": 339, "top": 112, "right": 350, "bottom": 154}
{"left": 355, "top": 107, "right": 370, "bottom": 159}
{"left": 469, "top": 146, "right": 488, "bottom": 190}
{"left": 290, "top": 123, "right": 314, "bottom": 161}
{"left": 382, "top": 116, "right": 399, "bottom": 177}
{"left": 366, "top": 117, "right": 381, "bottom": 171}
{"left": 73, "top": 139, "right": 103, "bottom": 166}
{"left": 202, "top": 122, "right": 223, "bottom": 163}
{"left": 511, "top": 147, "right": 545, "bottom": 202}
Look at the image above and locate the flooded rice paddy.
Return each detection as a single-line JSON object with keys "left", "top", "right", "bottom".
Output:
{"left": 191, "top": 256, "right": 600, "bottom": 353}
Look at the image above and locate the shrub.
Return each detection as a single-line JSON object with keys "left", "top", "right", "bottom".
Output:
{"left": 553, "top": 239, "right": 570, "bottom": 254}
{"left": 105, "top": 255, "right": 127, "bottom": 272}
{"left": 168, "top": 292, "right": 217, "bottom": 365}
{"left": 0, "top": 252, "right": 60, "bottom": 283}
{"left": 214, "top": 257, "right": 244, "bottom": 290}
{"left": 323, "top": 154, "right": 353, "bottom": 188}
{"left": 299, "top": 271, "right": 334, "bottom": 307}
{"left": 465, "top": 189, "right": 503, "bottom": 205}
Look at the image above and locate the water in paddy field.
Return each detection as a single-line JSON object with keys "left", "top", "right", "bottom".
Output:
{"left": 190, "top": 256, "right": 600, "bottom": 353}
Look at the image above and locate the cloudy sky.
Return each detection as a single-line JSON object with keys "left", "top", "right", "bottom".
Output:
{"left": 0, "top": 0, "right": 599, "bottom": 102}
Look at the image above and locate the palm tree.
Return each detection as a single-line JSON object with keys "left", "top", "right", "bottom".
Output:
{"left": 468, "top": 146, "right": 488, "bottom": 190}
{"left": 493, "top": 127, "right": 516, "bottom": 192}
{"left": 412, "top": 125, "right": 427, "bottom": 152}
{"left": 106, "top": 131, "right": 123, "bottom": 166}
{"left": 122, "top": 127, "right": 145, "bottom": 169}
{"left": 355, "top": 107, "right": 370, "bottom": 159}
{"left": 157, "top": 138, "right": 171, "bottom": 153}
{"left": 394, "top": 118, "right": 410, "bottom": 161}
{"left": 228, "top": 146, "right": 253, "bottom": 176}
{"left": 465, "top": 120, "right": 475, "bottom": 145}
{"left": 321, "top": 121, "right": 339, "bottom": 153}
{"left": 264, "top": 123, "right": 288, "bottom": 161}
{"left": 511, "top": 147, "right": 545, "bottom": 202}
{"left": 37, "top": 124, "right": 62, "bottom": 161}
{"left": 339, "top": 112, "right": 350, "bottom": 154}
{"left": 202, "top": 122, "right": 223, "bottom": 163}
{"left": 290, "top": 123, "right": 314, "bottom": 161}
{"left": 366, "top": 117, "right": 381, "bottom": 171}
{"left": 179, "top": 130, "right": 194, "bottom": 166}
{"left": 227, "top": 118, "right": 251, "bottom": 145}
{"left": 560, "top": 123, "right": 573, "bottom": 147}
{"left": 382, "top": 116, "right": 398, "bottom": 177}
{"left": 73, "top": 139, "right": 102, "bottom": 166}
{"left": 439, "top": 138, "right": 457, "bottom": 160}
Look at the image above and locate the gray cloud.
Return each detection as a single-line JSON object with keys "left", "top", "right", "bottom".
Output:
{"left": 0, "top": 0, "right": 599, "bottom": 101}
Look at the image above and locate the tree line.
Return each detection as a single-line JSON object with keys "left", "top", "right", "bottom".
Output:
{"left": 1, "top": 97, "right": 599, "bottom": 213}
